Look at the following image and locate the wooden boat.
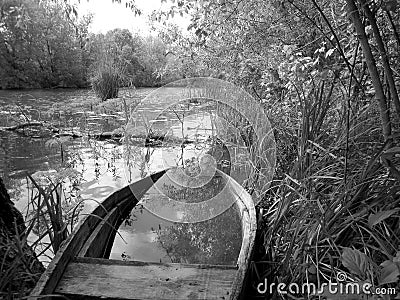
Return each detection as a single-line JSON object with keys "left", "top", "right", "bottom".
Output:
{"left": 30, "top": 169, "right": 256, "bottom": 300}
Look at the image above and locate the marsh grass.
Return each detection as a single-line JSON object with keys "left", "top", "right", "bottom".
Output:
{"left": 26, "top": 175, "right": 69, "bottom": 254}
{"left": 91, "top": 52, "right": 134, "bottom": 102}
{"left": 91, "top": 66, "right": 120, "bottom": 101}
{"left": 251, "top": 75, "right": 400, "bottom": 298}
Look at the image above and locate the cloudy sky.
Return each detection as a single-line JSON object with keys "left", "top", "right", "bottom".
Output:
{"left": 74, "top": 0, "right": 190, "bottom": 34}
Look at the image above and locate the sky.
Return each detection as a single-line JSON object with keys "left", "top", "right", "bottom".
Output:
{"left": 73, "top": 0, "right": 190, "bottom": 35}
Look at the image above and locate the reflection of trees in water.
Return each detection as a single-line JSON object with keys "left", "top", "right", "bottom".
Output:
{"left": 123, "top": 204, "right": 144, "bottom": 226}
{"left": 162, "top": 173, "right": 225, "bottom": 204}
{"left": 154, "top": 171, "right": 242, "bottom": 265}
{"left": 154, "top": 206, "right": 241, "bottom": 265}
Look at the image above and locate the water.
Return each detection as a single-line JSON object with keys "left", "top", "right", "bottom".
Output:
{"left": 0, "top": 88, "right": 243, "bottom": 266}
{"left": 110, "top": 167, "right": 243, "bottom": 265}
{"left": 111, "top": 205, "right": 241, "bottom": 265}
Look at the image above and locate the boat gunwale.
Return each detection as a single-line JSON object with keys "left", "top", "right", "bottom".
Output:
{"left": 225, "top": 174, "right": 257, "bottom": 300}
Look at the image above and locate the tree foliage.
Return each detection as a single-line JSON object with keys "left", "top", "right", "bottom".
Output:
{"left": 0, "top": 1, "right": 177, "bottom": 90}
{"left": 0, "top": 0, "right": 92, "bottom": 88}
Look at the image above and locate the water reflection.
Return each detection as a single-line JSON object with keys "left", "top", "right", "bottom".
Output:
{"left": 111, "top": 146, "right": 243, "bottom": 265}
{"left": 110, "top": 178, "right": 242, "bottom": 265}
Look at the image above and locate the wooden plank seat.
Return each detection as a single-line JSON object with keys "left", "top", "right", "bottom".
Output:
{"left": 55, "top": 257, "right": 237, "bottom": 300}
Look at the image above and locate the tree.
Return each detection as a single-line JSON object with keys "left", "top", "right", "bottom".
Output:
{"left": 0, "top": 0, "right": 92, "bottom": 88}
{"left": 134, "top": 34, "right": 169, "bottom": 86}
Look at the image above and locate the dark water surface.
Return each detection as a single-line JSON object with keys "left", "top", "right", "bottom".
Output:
{"left": 0, "top": 88, "right": 243, "bottom": 265}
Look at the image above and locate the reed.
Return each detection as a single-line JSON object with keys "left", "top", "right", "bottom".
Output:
{"left": 91, "top": 64, "right": 120, "bottom": 101}
{"left": 91, "top": 49, "right": 134, "bottom": 102}
{"left": 252, "top": 72, "right": 400, "bottom": 297}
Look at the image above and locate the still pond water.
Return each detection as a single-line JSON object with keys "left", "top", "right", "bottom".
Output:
{"left": 0, "top": 88, "right": 242, "bottom": 266}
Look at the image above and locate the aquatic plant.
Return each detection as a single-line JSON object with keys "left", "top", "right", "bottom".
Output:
{"left": 250, "top": 75, "right": 400, "bottom": 298}
{"left": 91, "top": 64, "right": 121, "bottom": 101}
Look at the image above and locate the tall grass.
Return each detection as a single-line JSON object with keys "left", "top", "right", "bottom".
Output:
{"left": 91, "top": 50, "right": 134, "bottom": 102}
{"left": 251, "top": 70, "right": 400, "bottom": 298}
{"left": 91, "top": 64, "right": 120, "bottom": 101}
{"left": 26, "top": 175, "right": 69, "bottom": 254}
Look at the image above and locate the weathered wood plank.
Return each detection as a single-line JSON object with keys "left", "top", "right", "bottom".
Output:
{"left": 55, "top": 258, "right": 237, "bottom": 300}
{"left": 74, "top": 256, "right": 238, "bottom": 270}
